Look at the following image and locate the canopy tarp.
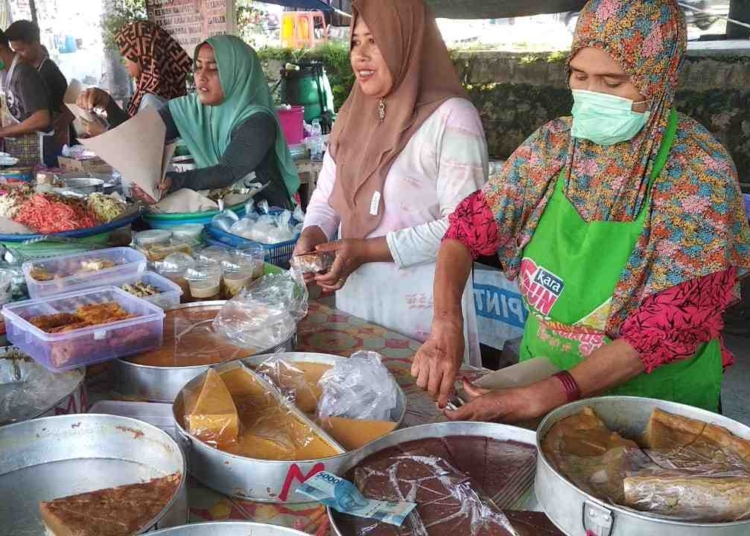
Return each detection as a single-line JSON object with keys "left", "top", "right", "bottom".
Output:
{"left": 260, "top": 0, "right": 337, "bottom": 11}
{"left": 427, "top": 0, "right": 588, "bottom": 19}
{"left": 260, "top": 0, "right": 590, "bottom": 18}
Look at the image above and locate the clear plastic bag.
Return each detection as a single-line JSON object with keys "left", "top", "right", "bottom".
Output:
{"left": 213, "top": 272, "right": 308, "bottom": 350}
{"left": 229, "top": 210, "right": 297, "bottom": 244}
{"left": 254, "top": 352, "right": 329, "bottom": 414}
{"left": 317, "top": 351, "right": 398, "bottom": 422}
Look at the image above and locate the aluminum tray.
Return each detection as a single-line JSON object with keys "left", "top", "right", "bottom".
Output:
{"left": 0, "top": 414, "right": 188, "bottom": 535}
{"left": 174, "top": 361, "right": 346, "bottom": 503}
{"left": 328, "top": 421, "right": 540, "bottom": 536}
{"left": 536, "top": 396, "right": 750, "bottom": 536}
{"left": 244, "top": 351, "right": 407, "bottom": 427}
{"left": 112, "top": 301, "right": 296, "bottom": 402}
{"left": 151, "top": 522, "right": 308, "bottom": 535}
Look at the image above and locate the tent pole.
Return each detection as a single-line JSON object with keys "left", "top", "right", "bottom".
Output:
{"left": 728, "top": 0, "right": 750, "bottom": 39}
{"left": 29, "top": 0, "right": 39, "bottom": 23}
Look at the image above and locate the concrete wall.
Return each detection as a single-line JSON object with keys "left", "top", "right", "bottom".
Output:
{"left": 454, "top": 45, "right": 750, "bottom": 186}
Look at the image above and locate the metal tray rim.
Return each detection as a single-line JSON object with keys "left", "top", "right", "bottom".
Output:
{"left": 149, "top": 521, "right": 309, "bottom": 535}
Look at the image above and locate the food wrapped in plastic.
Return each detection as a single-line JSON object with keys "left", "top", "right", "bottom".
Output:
{"left": 336, "top": 436, "right": 537, "bottom": 535}
{"left": 317, "top": 351, "right": 398, "bottom": 422}
{"left": 290, "top": 251, "right": 335, "bottom": 275}
{"left": 0, "top": 352, "right": 83, "bottom": 425}
{"left": 213, "top": 272, "right": 307, "bottom": 350}
{"left": 254, "top": 352, "right": 331, "bottom": 414}
{"left": 229, "top": 211, "right": 297, "bottom": 245}
{"left": 211, "top": 208, "right": 240, "bottom": 232}
{"left": 181, "top": 364, "right": 341, "bottom": 460}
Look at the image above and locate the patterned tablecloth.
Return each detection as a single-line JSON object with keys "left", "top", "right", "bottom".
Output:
{"left": 90, "top": 301, "right": 486, "bottom": 534}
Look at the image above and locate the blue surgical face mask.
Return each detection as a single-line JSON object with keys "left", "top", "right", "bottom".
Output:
{"left": 571, "top": 89, "right": 650, "bottom": 146}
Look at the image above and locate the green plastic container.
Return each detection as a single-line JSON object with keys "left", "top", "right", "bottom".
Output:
{"left": 280, "top": 62, "right": 335, "bottom": 130}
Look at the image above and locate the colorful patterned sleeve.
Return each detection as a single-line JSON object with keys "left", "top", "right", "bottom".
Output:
{"left": 620, "top": 268, "right": 739, "bottom": 373}
{"left": 444, "top": 190, "right": 502, "bottom": 259}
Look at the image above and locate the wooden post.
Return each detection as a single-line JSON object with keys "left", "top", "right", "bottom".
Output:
{"left": 728, "top": 0, "right": 750, "bottom": 39}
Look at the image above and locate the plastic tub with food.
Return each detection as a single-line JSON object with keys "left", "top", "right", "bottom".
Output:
{"left": 3, "top": 287, "right": 164, "bottom": 372}
{"left": 22, "top": 247, "right": 147, "bottom": 299}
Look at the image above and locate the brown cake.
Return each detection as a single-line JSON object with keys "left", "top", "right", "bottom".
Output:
{"left": 333, "top": 436, "right": 537, "bottom": 535}
{"left": 39, "top": 473, "right": 180, "bottom": 536}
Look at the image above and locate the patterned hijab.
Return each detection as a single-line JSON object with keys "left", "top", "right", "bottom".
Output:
{"left": 328, "top": 0, "right": 467, "bottom": 239}
{"left": 483, "top": 0, "right": 750, "bottom": 333}
{"left": 115, "top": 21, "right": 192, "bottom": 116}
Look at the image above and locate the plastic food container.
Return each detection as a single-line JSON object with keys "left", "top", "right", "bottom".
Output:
{"left": 111, "top": 271, "right": 183, "bottom": 311}
{"left": 23, "top": 247, "right": 147, "bottom": 299}
{"left": 135, "top": 229, "right": 173, "bottom": 246}
{"left": 3, "top": 287, "right": 165, "bottom": 372}
{"left": 170, "top": 224, "right": 204, "bottom": 244}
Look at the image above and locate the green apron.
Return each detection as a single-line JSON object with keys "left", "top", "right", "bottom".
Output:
{"left": 518, "top": 110, "right": 723, "bottom": 412}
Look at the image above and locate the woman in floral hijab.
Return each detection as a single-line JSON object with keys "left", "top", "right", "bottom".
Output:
{"left": 412, "top": 0, "right": 750, "bottom": 417}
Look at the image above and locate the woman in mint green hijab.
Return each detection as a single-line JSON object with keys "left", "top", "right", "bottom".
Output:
{"left": 157, "top": 35, "right": 299, "bottom": 209}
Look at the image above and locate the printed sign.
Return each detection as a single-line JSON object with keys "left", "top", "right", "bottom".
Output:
{"left": 472, "top": 263, "right": 528, "bottom": 350}
{"left": 146, "top": 0, "right": 236, "bottom": 54}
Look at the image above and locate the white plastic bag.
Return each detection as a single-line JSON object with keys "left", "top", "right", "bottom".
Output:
{"left": 317, "top": 351, "right": 398, "bottom": 422}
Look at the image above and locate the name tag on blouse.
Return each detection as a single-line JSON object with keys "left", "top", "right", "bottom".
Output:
{"left": 370, "top": 191, "right": 381, "bottom": 216}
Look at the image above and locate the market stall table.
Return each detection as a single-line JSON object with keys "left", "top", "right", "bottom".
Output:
{"left": 85, "top": 301, "right": 488, "bottom": 535}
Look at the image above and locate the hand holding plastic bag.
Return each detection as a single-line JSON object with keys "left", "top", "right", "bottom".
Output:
{"left": 213, "top": 271, "right": 308, "bottom": 350}
{"left": 317, "top": 351, "right": 398, "bottom": 422}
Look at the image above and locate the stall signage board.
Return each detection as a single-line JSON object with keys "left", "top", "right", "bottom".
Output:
{"left": 146, "top": 0, "right": 237, "bottom": 55}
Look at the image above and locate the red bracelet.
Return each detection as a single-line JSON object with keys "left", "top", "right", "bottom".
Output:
{"left": 553, "top": 371, "right": 581, "bottom": 403}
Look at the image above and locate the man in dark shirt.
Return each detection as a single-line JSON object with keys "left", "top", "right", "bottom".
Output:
{"left": 5, "top": 21, "right": 67, "bottom": 114}
{"left": 0, "top": 28, "right": 52, "bottom": 166}
{"left": 6, "top": 21, "right": 72, "bottom": 164}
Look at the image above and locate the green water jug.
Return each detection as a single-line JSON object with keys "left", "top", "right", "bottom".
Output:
{"left": 280, "top": 61, "right": 335, "bottom": 133}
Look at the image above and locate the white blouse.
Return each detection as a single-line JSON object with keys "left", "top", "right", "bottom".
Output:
{"left": 304, "top": 98, "right": 488, "bottom": 366}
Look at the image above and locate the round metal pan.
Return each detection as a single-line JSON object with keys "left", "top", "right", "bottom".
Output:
{"left": 112, "top": 301, "right": 296, "bottom": 402}
{"left": 328, "top": 421, "right": 539, "bottom": 536}
{"left": 0, "top": 413, "right": 188, "bottom": 535}
{"left": 536, "top": 396, "right": 750, "bottom": 536}
{"left": 173, "top": 356, "right": 407, "bottom": 504}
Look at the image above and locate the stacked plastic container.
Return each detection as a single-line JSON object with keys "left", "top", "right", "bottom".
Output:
{"left": 22, "top": 247, "right": 182, "bottom": 308}
{"left": 3, "top": 247, "right": 179, "bottom": 372}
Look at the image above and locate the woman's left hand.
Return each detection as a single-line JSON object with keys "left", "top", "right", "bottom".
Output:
{"left": 444, "top": 378, "right": 559, "bottom": 423}
{"left": 314, "top": 239, "right": 371, "bottom": 293}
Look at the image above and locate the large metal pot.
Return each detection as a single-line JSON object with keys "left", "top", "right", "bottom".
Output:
{"left": 112, "top": 302, "right": 296, "bottom": 402}
{"left": 328, "top": 421, "right": 539, "bottom": 535}
{"left": 536, "top": 396, "right": 750, "bottom": 536}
